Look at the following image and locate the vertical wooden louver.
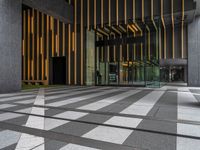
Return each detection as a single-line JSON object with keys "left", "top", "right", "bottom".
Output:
{"left": 22, "top": 8, "right": 70, "bottom": 85}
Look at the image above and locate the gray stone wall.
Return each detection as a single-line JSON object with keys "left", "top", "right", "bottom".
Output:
{"left": 22, "top": 0, "right": 73, "bottom": 24}
{"left": 0, "top": 0, "right": 22, "bottom": 93}
{"left": 188, "top": 16, "right": 200, "bottom": 86}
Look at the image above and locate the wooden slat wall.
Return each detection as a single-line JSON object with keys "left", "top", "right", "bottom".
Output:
{"left": 22, "top": 7, "right": 71, "bottom": 85}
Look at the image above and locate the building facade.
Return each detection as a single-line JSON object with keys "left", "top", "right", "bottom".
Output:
{"left": 0, "top": 0, "right": 199, "bottom": 92}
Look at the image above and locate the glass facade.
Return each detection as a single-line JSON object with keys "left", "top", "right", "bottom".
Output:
{"left": 95, "top": 21, "right": 161, "bottom": 87}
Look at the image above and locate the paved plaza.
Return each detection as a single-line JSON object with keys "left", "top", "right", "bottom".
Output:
{"left": 0, "top": 85, "right": 199, "bottom": 150}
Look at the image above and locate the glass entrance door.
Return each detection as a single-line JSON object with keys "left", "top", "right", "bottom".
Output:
{"left": 108, "top": 62, "right": 118, "bottom": 85}
{"left": 119, "top": 61, "right": 129, "bottom": 85}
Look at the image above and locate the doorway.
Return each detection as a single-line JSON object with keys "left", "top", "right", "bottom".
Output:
{"left": 170, "top": 66, "right": 185, "bottom": 82}
{"left": 52, "top": 57, "right": 66, "bottom": 85}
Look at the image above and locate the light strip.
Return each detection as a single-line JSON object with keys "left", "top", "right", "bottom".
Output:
{"left": 101, "top": 0, "right": 104, "bottom": 28}
{"left": 151, "top": 0, "right": 153, "bottom": 20}
{"left": 41, "top": 36, "right": 44, "bottom": 80}
{"left": 96, "top": 32, "right": 103, "bottom": 37}
{"left": 72, "top": 32, "right": 75, "bottom": 51}
{"left": 161, "top": 0, "right": 166, "bottom": 59}
{"left": 63, "top": 23, "right": 65, "bottom": 56}
{"left": 142, "top": 0, "right": 144, "bottom": 22}
{"left": 87, "top": 0, "right": 90, "bottom": 30}
{"left": 119, "top": 25, "right": 126, "bottom": 32}
{"left": 131, "top": 24, "right": 138, "bottom": 32}
{"left": 32, "top": 9, "right": 35, "bottom": 80}
{"left": 116, "top": 0, "right": 118, "bottom": 25}
{"left": 23, "top": 11, "right": 26, "bottom": 80}
{"left": 41, "top": 13, "right": 44, "bottom": 80}
{"left": 133, "top": 0, "right": 135, "bottom": 21}
{"left": 181, "top": 22, "right": 184, "bottom": 59}
{"left": 51, "top": 17, "right": 55, "bottom": 57}
{"left": 159, "top": 26, "right": 162, "bottom": 59}
{"left": 57, "top": 20, "right": 60, "bottom": 56}
{"left": 172, "top": 0, "right": 175, "bottom": 59}
{"left": 120, "top": 44, "right": 122, "bottom": 62}
{"left": 97, "top": 29, "right": 109, "bottom": 36}
{"left": 181, "top": 0, "right": 185, "bottom": 58}
{"left": 74, "top": 0, "right": 77, "bottom": 84}
{"left": 46, "top": 15, "right": 49, "bottom": 83}
{"left": 81, "top": 0, "right": 84, "bottom": 85}
{"left": 112, "top": 26, "right": 121, "bottom": 35}
{"left": 135, "top": 23, "right": 142, "bottom": 34}
{"left": 28, "top": 10, "right": 31, "bottom": 80}
{"left": 56, "top": 34, "right": 58, "bottom": 56}
{"left": 94, "top": 0, "right": 96, "bottom": 29}
{"left": 128, "top": 25, "right": 135, "bottom": 33}
{"left": 37, "top": 11, "right": 40, "bottom": 80}
{"left": 68, "top": 24, "right": 71, "bottom": 85}
{"left": 127, "top": 44, "right": 129, "bottom": 61}
{"left": 124, "top": 0, "right": 127, "bottom": 24}
{"left": 182, "top": 0, "right": 185, "bottom": 20}
{"left": 109, "top": 0, "right": 111, "bottom": 26}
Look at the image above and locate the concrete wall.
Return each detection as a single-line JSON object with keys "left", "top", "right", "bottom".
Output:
{"left": 22, "top": 0, "right": 73, "bottom": 24}
{"left": 0, "top": 0, "right": 22, "bottom": 93}
{"left": 188, "top": 16, "right": 200, "bottom": 86}
{"left": 86, "top": 30, "right": 95, "bottom": 85}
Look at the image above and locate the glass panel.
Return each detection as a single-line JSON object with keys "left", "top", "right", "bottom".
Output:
{"left": 109, "top": 62, "right": 118, "bottom": 85}
{"left": 134, "top": 64, "right": 145, "bottom": 86}
{"left": 128, "top": 62, "right": 133, "bottom": 85}
{"left": 99, "top": 62, "right": 106, "bottom": 85}
{"left": 119, "top": 61, "right": 129, "bottom": 85}
{"left": 94, "top": 19, "right": 163, "bottom": 87}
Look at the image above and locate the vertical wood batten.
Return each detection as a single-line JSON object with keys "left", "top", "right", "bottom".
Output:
{"left": 27, "top": 10, "right": 31, "bottom": 80}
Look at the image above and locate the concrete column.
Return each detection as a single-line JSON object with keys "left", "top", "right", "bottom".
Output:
{"left": 0, "top": 0, "right": 22, "bottom": 93}
{"left": 188, "top": 16, "right": 200, "bottom": 86}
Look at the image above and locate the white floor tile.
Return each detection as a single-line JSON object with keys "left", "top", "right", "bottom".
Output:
{"left": 0, "top": 95, "right": 35, "bottom": 102}
{"left": 0, "top": 130, "right": 21, "bottom": 149}
{"left": 104, "top": 116, "right": 142, "bottom": 128}
{"left": 25, "top": 116, "right": 44, "bottom": 129}
{"left": 177, "top": 88, "right": 200, "bottom": 150}
{"left": 16, "top": 107, "right": 32, "bottom": 113}
{"left": 54, "top": 111, "right": 88, "bottom": 120}
{"left": 176, "top": 137, "right": 200, "bottom": 150}
{"left": 0, "top": 104, "right": 16, "bottom": 109}
{"left": 178, "top": 108, "right": 200, "bottom": 122}
{"left": 121, "top": 91, "right": 164, "bottom": 116}
{"left": 15, "top": 134, "right": 44, "bottom": 150}
{"left": 15, "top": 99, "right": 35, "bottom": 104}
{"left": 177, "top": 123, "right": 200, "bottom": 137}
{"left": 83, "top": 126, "right": 132, "bottom": 144}
{"left": 79, "top": 90, "right": 140, "bottom": 111}
{"left": 60, "top": 144, "right": 100, "bottom": 150}
{"left": 47, "top": 89, "right": 117, "bottom": 107}
{"left": 46, "top": 87, "right": 110, "bottom": 102}
{"left": 45, "top": 118, "right": 69, "bottom": 130}
{"left": 0, "top": 112, "right": 24, "bottom": 121}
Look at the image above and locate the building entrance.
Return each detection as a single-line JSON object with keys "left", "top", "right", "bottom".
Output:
{"left": 94, "top": 22, "right": 161, "bottom": 87}
{"left": 52, "top": 57, "right": 66, "bottom": 85}
{"left": 170, "top": 66, "right": 185, "bottom": 82}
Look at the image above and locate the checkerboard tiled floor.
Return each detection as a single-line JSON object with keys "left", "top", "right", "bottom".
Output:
{"left": 0, "top": 85, "right": 200, "bottom": 150}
